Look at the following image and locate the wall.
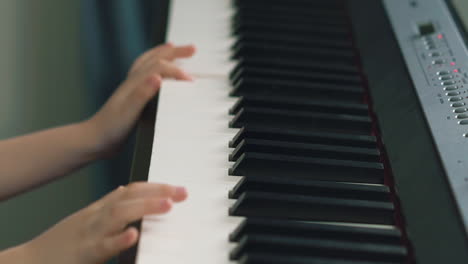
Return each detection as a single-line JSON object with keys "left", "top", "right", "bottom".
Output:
{"left": 0, "top": 0, "right": 100, "bottom": 248}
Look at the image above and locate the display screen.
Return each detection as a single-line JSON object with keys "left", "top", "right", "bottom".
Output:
{"left": 451, "top": 0, "right": 468, "bottom": 33}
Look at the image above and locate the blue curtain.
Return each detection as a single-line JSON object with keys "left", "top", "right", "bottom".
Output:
{"left": 81, "top": 0, "right": 159, "bottom": 198}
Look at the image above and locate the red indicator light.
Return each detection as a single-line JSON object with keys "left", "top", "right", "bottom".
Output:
{"left": 454, "top": 69, "right": 459, "bottom": 73}
{"left": 451, "top": 62, "right": 456, "bottom": 66}
{"left": 437, "top": 34, "right": 443, "bottom": 39}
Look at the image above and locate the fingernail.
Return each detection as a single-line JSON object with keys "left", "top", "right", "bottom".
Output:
{"left": 159, "top": 199, "right": 170, "bottom": 208}
{"left": 185, "top": 75, "right": 194, "bottom": 81}
{"left": 175, "top": 186, "right": 187, "bottom": 196}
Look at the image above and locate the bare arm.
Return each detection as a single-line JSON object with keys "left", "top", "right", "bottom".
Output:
{"left": 0, "top": 43, "right": 195, "bottom": 201}
{"left": 0, "top": 122, "right": 98, "bottom": 200}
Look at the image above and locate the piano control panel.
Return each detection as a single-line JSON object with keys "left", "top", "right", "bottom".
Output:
{"left": 385, "top": 0, "right": 468, "bottom": 233}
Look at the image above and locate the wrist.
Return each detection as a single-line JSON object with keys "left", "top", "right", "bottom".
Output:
{"left": 75, "top": 119, "right": 106, "bottom": 161}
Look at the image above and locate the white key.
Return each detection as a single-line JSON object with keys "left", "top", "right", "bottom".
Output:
{"left": 136, "top": 79, "right": 243, "bottom": 264}
{"left": 167, "top": 0, "right": 235, "bottom": 77}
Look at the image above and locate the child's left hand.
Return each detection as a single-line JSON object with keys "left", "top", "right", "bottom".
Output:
{"left": 84, "top": 43, "right": 195, "bottom": 158}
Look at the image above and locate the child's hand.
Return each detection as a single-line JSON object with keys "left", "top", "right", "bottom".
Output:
{"left": 84, "top": 43, "right": 196, "bottom": 158}
{"left": 23, "top": 182, "right": 188, "bottom": 264}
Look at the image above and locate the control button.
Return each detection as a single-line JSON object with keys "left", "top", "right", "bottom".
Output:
{"left": 454, "top": 108, "right": 468, "bottom": 113}
{"left": 440, "top": 76, "right": 454, "bottom": 81}
{"left": 426, "top": 45, "right": 436, "bottom": 50}
{"left": 444, "top": 86, "right": 458, "bottom": 91}
{"left": 442, "top": 81, "right": 457, "bottom": 86}
{"left": 452, "top": 102, "right": 466, "bottom": 107}
{"left": 459, "top": 120, "right": 468, "bottom": 125}
{"left": 438, "top": 71, "right": 451, "bottom": 76}
{"left": 449, "top": 97, "right": 463, "bottom": 102}
{"left": 424, "top": 40, "right": 435, "bottom": 46}
{"left": 418, "top": 22, "right": 436, "bottom": 36}
{"left": 457, "top": 114, "right": 468, "bottom": 119}
{"left": 429, "top": 52, "right": 441, "bottom": 57}
{"left": 447, "top": 91, "right": 461, "bottom": 96}
{"left": 422, "top": 36, "right": 432, "bottom": 42}
{"left": 432, "top": 59, "right": 445, "bottom": 65}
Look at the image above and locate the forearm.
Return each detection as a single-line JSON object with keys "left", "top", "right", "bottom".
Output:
{"left": 0, "top": 243, "right": 34, "bottom": 264}
{"left": 0, "top": 121, "right": 100, "bottom": 200}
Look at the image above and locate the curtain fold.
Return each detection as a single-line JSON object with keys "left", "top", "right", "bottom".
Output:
{"left": 81, "top": 0, "right": 158, "bottom": 199}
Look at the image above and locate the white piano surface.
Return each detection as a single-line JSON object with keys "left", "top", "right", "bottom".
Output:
{"left": 166, "top": 0, "right": 235, "bottom": 77}
{"left": 136, "top": 0, "right": 241, "bottom": 263}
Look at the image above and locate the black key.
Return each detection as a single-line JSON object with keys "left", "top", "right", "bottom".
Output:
{"left": 234, "top": 5, "right": 346, "bottom": 19}
{"left": 230, "top": 218, "right": 402, "bottom": 244}
{"left": 229, "top": 153, "right": 384, "bottom": 184}
{"left": 231, "top": 78, "right": 364, "bottom": 103}
{"left": 229, "top": 127, "right": 378, "bottom": 149}
{"left": 231, "top": 234, "right": 406, "bottom": 261}
{"left": 229, "top": 96, "right": 369, "bottom": 116}
{"left": 229, "top": 57, "right": 359, "bottom": 79}
{"left": 232, "top": 43, "right": 355, "bottom": 62}
{"left": 238, "top": 253, "right": 400, "bottom": 264}
{"left": 230, "top": 67, "right": 360, "bottom": 86}
{"left": 229, "top": 108, "right": 373, "bottom": 135}
{"left": 233, "top": 0, "right": 346, "bottom": 10}
{"left": 232, "top": 11, "right": 348, "bottom": 29}
{"left": 233, "top": 32, "right": 353, "bottom": 51}
{"left": 229, "top": 139, "right": 380, "bottom": 162}
{"left": 229, "top": 191, "right": 395, "bottom": 224}
{"left": 232, "top": 20, "right": 349, "bottom": 38}
{"left": 229, "top": 176, "right": 389, "bottom": 201}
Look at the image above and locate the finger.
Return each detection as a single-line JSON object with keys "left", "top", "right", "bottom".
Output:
{"left": 130, "top": 43, "right": 175, "bottom": 74}
{"left": 100, "top": 227, "right": 139, "bottom": 262}
{"left": 159, "top": 44, "right": 196, "bottom": 61}
{"left": 94, "top": 182, "right": 187, "bottom": 211}
{"left": 143, "top": 44, "right": 195, "bottom": 62}
{"left": 91, "top": 185, "right": 127, "bottom": 209}
{"left": 157, "top": 60, "right": 193, "bottom": 80}
{"left": 122, "top": 182, "right": 188, "bottom": 202}
{"left": 107, "top": 198, "right": 172, "bottom": 232}
{"left": 136, "top": 44, "right": 196, "bottom": 74}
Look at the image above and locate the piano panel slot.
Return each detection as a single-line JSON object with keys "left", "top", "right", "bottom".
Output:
{"left": 230, "top": 235, "right": 406, "bottom": 263}
{"left": 229, "top": 95, "right": 369, "bottom": 116}
{"left": 229, "top": 153, "right": 384, "bottom": 184}
{"left": 228, "top": 176, "right": 389, "bottom": 201}
{"left": 229, "top": 127, "right": 378, "bottom": 149}
{"left": 229, "top": 139, "right": 380, "bottom": 163}
{"left": 231, "top": 78, "right": 364, "bottom": 103}
{"left": 229, "top": 191, "right": 395, "bottom": 225}
{"left": 229, "top": 218, "right": 402, "bottom": 244}
{"left": 229, "top": 107, "right": 373, "bottom": 135}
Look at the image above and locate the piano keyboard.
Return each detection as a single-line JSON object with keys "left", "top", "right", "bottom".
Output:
{"left": 135, "top": 0, "right": 411, "bottom": 263}
{"left": 132, "top": 0, "right": 468, "bottom": 263}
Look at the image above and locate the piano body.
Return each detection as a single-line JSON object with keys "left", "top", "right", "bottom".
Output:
{"left": 124, "top": 0, "right": 468, "bottom": 263}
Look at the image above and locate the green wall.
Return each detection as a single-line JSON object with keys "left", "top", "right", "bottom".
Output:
{"left": 0, "top": 1, "right": 101, "bottom": 249}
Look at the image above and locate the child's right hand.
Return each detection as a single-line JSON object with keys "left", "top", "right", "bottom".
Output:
{"left": 84, "top": 43, "right": 196, "bottom": 159}
{"left": 22, "top": 182, "right": 187, "bottom": 264}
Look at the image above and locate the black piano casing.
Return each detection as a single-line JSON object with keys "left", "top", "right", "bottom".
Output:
{"left": 348, "top": 0, "right": 468, "bottom": 263}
